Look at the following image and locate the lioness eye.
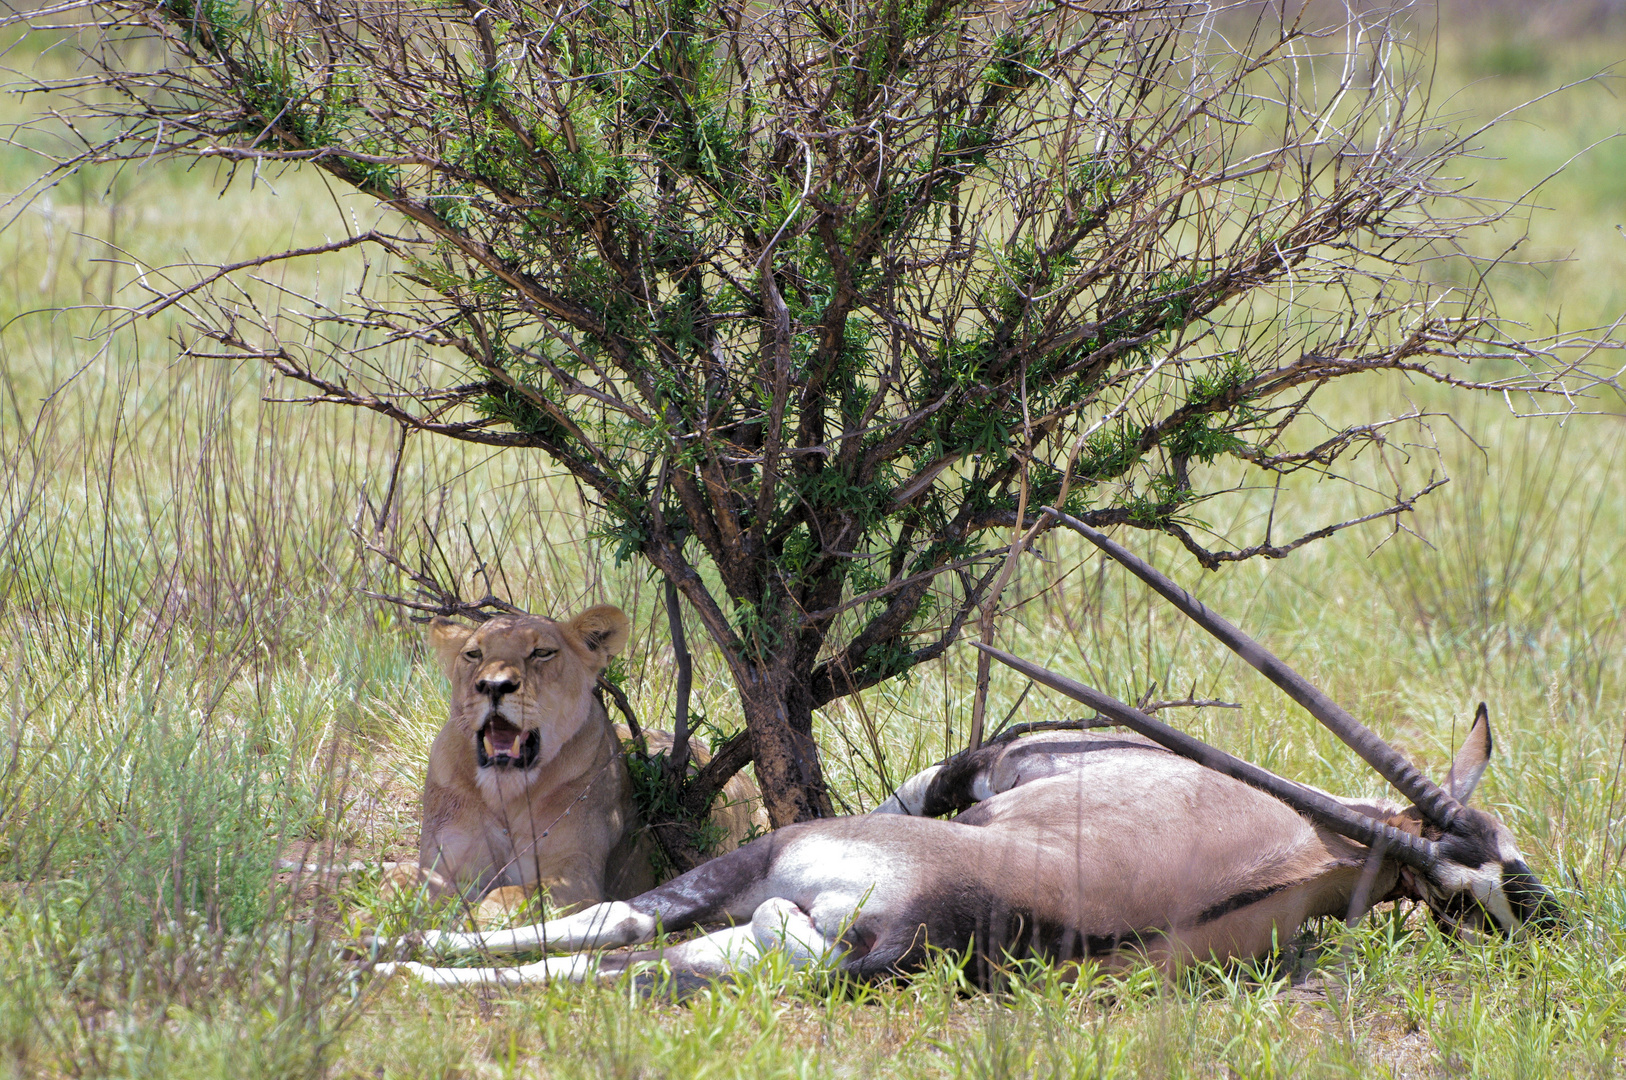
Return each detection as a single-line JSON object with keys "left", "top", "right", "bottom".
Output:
{"left": 464, "top": 649, "right": 482, "bottom": 660}
{"left": 530, "top": 647, "right": 557, "bottom": 661}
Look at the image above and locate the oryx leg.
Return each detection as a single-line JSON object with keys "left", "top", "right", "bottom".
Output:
{"left": 872, "top": 763, "right": 945, "bottom": 815}
{"left": 874, "top": 730, "right": 1165, "bottom": 818}
{"left": 378, "top": 894, "right": 851, "bottom": 987}
{"left": 379, "top": 835, "right": 778, "bottom": 960}
{"left": 403, "top": 898, "right": 660, "bottom": 958}
{"left": 374, "top": 951, "right": 603, "bottom": 987}
{"left": 598, "top": 895, "right": 848, "bottom": 979}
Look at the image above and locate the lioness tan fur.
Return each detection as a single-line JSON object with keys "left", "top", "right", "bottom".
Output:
{"left": 415, "top": 605, "right": 765, "bottom": 920}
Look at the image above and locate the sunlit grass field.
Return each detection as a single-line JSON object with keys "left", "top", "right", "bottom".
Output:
{"left": 1, "top": 11, "right": 1624, "bottom": 1078}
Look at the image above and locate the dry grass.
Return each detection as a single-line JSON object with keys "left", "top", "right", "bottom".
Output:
{"left": 0, "top": 18, "right": 1623, "bottom": 1080}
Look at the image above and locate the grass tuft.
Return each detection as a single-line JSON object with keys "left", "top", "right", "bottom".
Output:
{"left": 0, "top": 18, "right": 1623, "bottom": 1079}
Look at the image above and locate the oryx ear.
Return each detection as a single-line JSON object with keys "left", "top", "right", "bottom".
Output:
{"left": 1445, "top": 702, "right": 1493, "bottom": 804}
{"left": 567, "top": 605, "right": 630, "bottom": 666}
{"left": 427, "top": 616, "right": 473, "bottom": 680}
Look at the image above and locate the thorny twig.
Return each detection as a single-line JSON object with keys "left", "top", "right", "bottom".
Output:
{"left": 4, "top": 0, "right": 1620, "bottom": 824}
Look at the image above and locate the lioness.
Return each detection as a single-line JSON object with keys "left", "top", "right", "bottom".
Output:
{"left": 417, "top": 605, "right": 765, "bottom": 918}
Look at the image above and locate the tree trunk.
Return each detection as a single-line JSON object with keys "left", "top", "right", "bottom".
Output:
{"left": 738, "top": 665, "right": 834, "bottom": 827}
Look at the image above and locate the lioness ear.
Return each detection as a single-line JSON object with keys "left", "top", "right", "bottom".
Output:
{"left": 567, "top": 605, "right": 631, "bottom": 664}
{"left": 1445, "top": 702, "right": 1493, "bottom": 804}
{"left": 427, "top": 616, "right": 473, "bottom": 680}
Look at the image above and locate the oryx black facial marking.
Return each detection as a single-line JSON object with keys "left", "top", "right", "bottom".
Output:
{"left": 1503, "top": 865, "right": 1560, "bottom": 926}
{"left": 1430, "top": 808, "right": 1503, "bottom": 870}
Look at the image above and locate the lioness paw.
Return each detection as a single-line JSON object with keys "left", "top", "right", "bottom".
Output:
{"left": 474, "top": 885, "right": 538, "bottom": 929}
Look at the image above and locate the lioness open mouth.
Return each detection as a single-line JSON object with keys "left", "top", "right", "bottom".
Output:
{"left": 476, "top": 716, "right": 540, "bottom": 769}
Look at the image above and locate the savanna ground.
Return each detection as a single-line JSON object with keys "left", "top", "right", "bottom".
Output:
{"left": 1, "top": 7, "right": 1625, "bottom": 1077}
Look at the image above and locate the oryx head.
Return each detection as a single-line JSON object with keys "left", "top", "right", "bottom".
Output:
{"left": 1380, "top": 702, "right": 1553, "bottom": 936}
{"left": 983, "top": 508, "right": 1560, "bottom": 937}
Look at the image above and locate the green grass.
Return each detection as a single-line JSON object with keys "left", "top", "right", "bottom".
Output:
{"left": 1, "top": 18, "right": 1624, "bottom": 1080}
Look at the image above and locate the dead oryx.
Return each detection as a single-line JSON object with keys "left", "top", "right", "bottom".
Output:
{"left": 372, "top": 512, "right": 1555, "bottom": 988}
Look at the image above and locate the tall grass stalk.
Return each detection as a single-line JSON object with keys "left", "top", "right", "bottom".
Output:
{"left": 0, "top": 17, "right": 1623, "bottom": 1080}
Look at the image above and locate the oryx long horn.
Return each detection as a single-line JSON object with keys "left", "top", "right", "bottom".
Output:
{"left": 974, "top": 643, "right": 1441, "bottom": 871}
{"left": 1041, "top": 508, "right": 1464, "bottom": 829}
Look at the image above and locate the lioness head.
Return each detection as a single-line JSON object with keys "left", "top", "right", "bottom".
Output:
{"left": 427, "top": 606, "right": 631, "bottom": 774}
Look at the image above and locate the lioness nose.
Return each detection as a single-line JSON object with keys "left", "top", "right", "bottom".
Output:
{"left": 476, "top": 672, "right": 520, "bottom": 699}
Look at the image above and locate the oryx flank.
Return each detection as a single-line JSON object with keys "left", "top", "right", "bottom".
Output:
{"left": 375, "top": 511, "right": 1555, "bottom": 988}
